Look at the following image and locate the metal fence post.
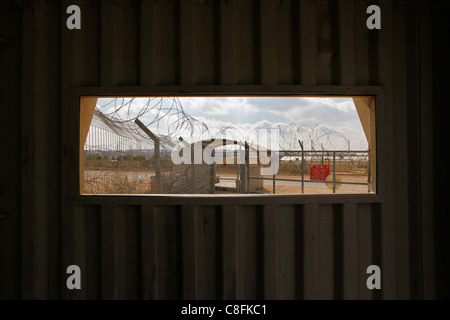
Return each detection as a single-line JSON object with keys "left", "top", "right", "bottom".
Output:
{"left": 333, "top": 151, "right": 336, "bottom": 193}
{"left": 244, "top": 142, "right": 249, "bottom": 194}
{"left": 273, "top": 173, "right": 276, "bottom": 194}
{"left": 135, "top": 119, "right": 161, "bottom": 194}
{"left": 210, "top": 163, "right": 215, "bottom": 194}
{"left": 299, "top": 140, "right": 304, "bottom": 194}
{"left": 191, "top": 144, "right": 195, "bottom": 194}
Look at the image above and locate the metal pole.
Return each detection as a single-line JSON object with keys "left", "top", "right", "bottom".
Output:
{"left": 348, "top": 140, "right": 351, "bottom": 170}
{"left": 333, "top": 151, "right": 336, "bottom": 193}
{"left": 241, "top": 146, "right": 244, "bottom": 193}
{"left": 100, "top": 128, "right": 103, "bottom": 161}
{"left": 107, "top": 130, "right": 109, "bottom": 160}
{"left": 299, "top": 140, "right": 304, "bottom": 194}
{"left": 135, "top": 119, "right": 161, "bottom": 194}
{"left": 210, "top": 163, "right": 215, "bottom": 194}
{"left": 237, "top": 147, "right": 240, "bottom": 192}
{"left": 321, "top": 143, "right": 324, "bottom": 164}
{"left": 245, "top": 142, "right": 249, "bottom": 194}
{"left": 191, "top": 144, "right": 195, "bottom": 194}
{"left": 272, "top": 173, "right": 276, "bottom": 194}
{"left": 207, "top": 141, "right": 215, "bottom": 194}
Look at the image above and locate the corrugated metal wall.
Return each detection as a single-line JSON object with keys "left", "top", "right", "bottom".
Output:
{"left": 0, "top": 1, "right": 22, "bottom": 299}
{"left": 17, "top": 0, "right": 435, "bottom": 299}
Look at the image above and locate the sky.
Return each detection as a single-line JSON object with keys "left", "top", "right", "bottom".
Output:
{"left": 96, "top": 97, "right": 368, "bottom": 151}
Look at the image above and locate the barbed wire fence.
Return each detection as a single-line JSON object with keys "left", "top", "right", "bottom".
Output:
{"left": 83, "top": 97, "right": 370, "bottom": 194}
{"left": 84, "top": 98, "right": 212, "bottom": 194}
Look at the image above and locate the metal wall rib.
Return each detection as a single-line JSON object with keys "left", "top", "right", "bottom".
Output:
{"left": 18, "top": 0, "right": 434, "bottom": 299}
{"left": 56, "top": 203, "right": 382, "bottom": 299}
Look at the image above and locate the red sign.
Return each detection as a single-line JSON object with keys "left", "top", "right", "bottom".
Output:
{"left": 310, "top": 165, "right": 330, "bottom": 181}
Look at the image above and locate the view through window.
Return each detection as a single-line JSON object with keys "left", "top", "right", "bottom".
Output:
{"left": 80, "top": 96, "right": 375, "bottom": 195}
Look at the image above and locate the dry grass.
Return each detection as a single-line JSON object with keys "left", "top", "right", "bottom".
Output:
{"left": 83, "top": 161, "right": 370, "bottom": 195}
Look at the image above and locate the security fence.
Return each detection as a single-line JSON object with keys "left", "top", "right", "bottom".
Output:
{"left": 247, "top": 149, "right": 371, "bottom": 194}
{"left": 83, "top": 103, "right": 371, "bottom": 195}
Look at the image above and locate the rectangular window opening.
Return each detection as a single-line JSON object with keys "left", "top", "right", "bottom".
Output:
{"left": 79, "top": 95, "right": 376, "bottom": 196}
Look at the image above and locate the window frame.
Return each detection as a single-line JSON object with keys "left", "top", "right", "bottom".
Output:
{"left": 68, "top": 85, "right": 384, "bottom": 205}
